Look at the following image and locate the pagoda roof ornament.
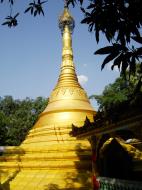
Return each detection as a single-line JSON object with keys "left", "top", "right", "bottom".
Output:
{"left": 59, "top": 1, "right": 75, "bottom": 34}
{"left": 64, "top": 0, "right": 68, "bottom": 8}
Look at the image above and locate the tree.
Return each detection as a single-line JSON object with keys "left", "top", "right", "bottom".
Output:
{"left": 1, "top": 0, "right": 47, "bottom": 27}
{"left": 68, "top": 0, "right": 142, "bottom": 79}
{"left": 90, "top": 77, "right": 133, "bottom": 112}
{"left": 90, "top": 65, "right": 142, "bottom": 120}
{"left": 0, "top": 111, "right": 8, "bottom": 146}
{"left": 0, "top": 96, "right": 48, "bottom": 146}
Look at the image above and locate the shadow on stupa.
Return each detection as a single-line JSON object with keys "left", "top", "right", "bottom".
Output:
{"left": 44, "top": 142, "right": 92, "bottom": 190}
{"left": 0, "top": 170, "right": 10, "bottom": 190}
{"left": 0, "top": 170, "right": 18, "bottom": 190}
{"left": 45, "top": 184, "right": 59, "bottom": 190}
{"left": 0, "top": 146, "right": 25, "bottom": 190}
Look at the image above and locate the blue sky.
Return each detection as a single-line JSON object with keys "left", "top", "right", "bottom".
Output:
{"left": 0, "top": 1, "right": 120, "bottom": 109}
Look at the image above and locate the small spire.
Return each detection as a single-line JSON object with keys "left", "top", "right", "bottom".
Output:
{"left": 59, "top": 2, "right": 75, "bottom": 34}
{"left": 64, "top": 0, "right": 68, "bottom": 8}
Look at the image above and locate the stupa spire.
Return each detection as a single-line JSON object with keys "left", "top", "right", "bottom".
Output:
{"left": 36, "top": 5, "right": 95, "bottom": 127}
{"left": 56, "top": 5, "right": 80, "bottom": 88}
{"left": 64, "top": 0, "right": 68, "bottom": 8}
{"left": 59, "top": 2, "right": 75, "bottom": 34}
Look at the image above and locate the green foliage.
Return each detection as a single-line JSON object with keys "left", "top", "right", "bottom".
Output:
{"left": 24, "top": 0, "right": 47, "bottom": 17}
{"left": 67, "top": 0, "right": 83, "bottom": 7}
{"left": 1, "top": 0, "right": 47, "bottom": 27}
{"left": 68, "top": 0, "right": 142, "bottom": 80}
{"left": 0, "top": 111, "right": 8, "bottom": 145}
{"left": 2, "top": 13, "right": 19, "bottom": 28}
{"left": 90, "top": 64, "right": 142, "bottom": 120}
{"left": 0, "top": 0, "right": 14, "bottom": 4}
{"left": 92, "top": 77, "right": 133, "bottom": 112}
{"left": 0, "top": 96, "right": 48, "bottom": 146}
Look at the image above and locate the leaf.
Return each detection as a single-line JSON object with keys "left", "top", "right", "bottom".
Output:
{"left": 40, "top": 8, "right": 44, "bottom": 16}
{"left": 9, "top": 0, "right": 13, "bottom": 4}
{"left": 79, "top": 0, "right": 83, "bottom": 5}
{"left": 14, "top": 13, "right": 19, "bottom": 19}
{"left": 81, "top": 17, "right": 90, "bottom": 24}
{"left": 89, "top": 23, "right": 93, "bottom": 32}
{"left": 87, "top": 3, "right": 95, "bottom": 9}
{"left": 131, "top": 36, "right": 142, "bottom": 44}
{"left": 101, "top": 52, "right": 120, "bottom": 70}
{"left": 80, "top": 7, "right": 85, "bottom": 13}
{"left": 67, "top": 0, "right": 76, "bottom": 7}
{"left": 95, "top": 27, "right": 99, "bottom": 43}
{"left": 6, "top": 16, "right": 12, "bottom": 19}
{"left": 129, "top": 56, "right": 136, "bottom": 75}
{"left": 95, "top": 46, "right": 115, "bottom": 55}
{"left": 24, "top": 7, "right": 31, "bottom": 13}
{"left": 120, "top": 54, "right": 130, "bottom": 76}
{"left": 121, "top": 63, "right": 128, "bottom": 77}
{"left": 34, "top": 10, "right": 37, "bottom": 17}
{"left": 29, "top": 2, "right": 34, "bottom": 6}
{"left": 111, "top": 53, "right": 123, "bottom": 70}
{"left": 31, "top": 7, "right": 34, "bottom": 15}
{"left": 2, "top": 21, "right": 10, "bottom": 26}
{"left": 136, "top": 47, "right": 142, "bottom": 55}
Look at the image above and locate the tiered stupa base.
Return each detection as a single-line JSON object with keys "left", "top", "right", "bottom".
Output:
{"left": 0, "top": 125, "right": 93, "bottom": 190}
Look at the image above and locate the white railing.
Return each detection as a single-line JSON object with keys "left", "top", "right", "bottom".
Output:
{"left": 97, "top": 177, "right": 142, "bottom": 190}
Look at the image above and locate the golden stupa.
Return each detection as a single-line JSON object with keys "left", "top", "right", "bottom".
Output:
{"left": 0, "top": 3, "right": 96, "bottom": 190}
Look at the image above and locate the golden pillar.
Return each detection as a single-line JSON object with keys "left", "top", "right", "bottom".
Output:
{"left": 0, "top": 5, "right": 96, "bottom": 190}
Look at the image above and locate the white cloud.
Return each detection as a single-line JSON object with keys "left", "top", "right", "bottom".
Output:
{"left": 83, "top": 64, "right": 87, "bottom": 67}
{"left": 77, "top": 75, "right": 88, "bottom": 85}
